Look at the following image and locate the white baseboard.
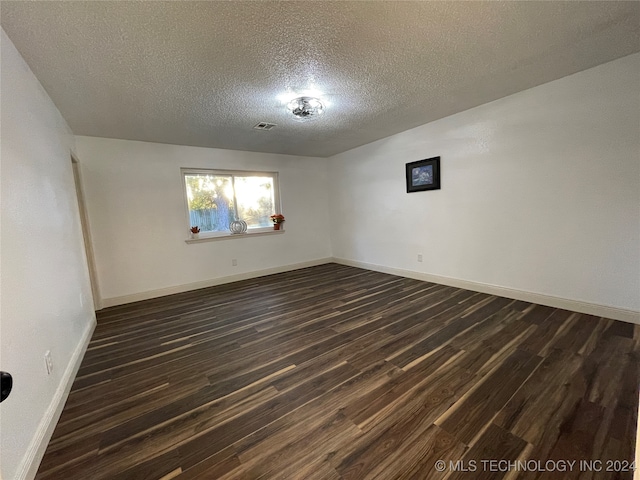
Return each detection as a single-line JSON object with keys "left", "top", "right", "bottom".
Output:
{"left": 101, "top": 255, "right": 639, "bottom": 324}
{"left": 332, "top": 257, "right": 640, "bottom": 325}
{"left": 101, "top": 257, "right": 334, "bottom": 308}
{"left": 16, "top": 318, "right": 96, "bottom": 480}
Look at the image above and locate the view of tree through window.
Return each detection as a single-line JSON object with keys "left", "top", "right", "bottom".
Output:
{"left": 184, "top": 171, "right": 277, "bottom": 233}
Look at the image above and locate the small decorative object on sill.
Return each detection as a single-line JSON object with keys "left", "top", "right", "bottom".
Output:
{"left": 229, "top": 220, "right": 248, "bottom": 234}
{"left": 270, "top": 214, "right": 285, "bottom": 231}
{"left": 190, "top": 226, "right": 200, "bottom": 239}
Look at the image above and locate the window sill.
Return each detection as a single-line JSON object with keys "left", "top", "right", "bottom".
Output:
{"left": 185, "top": 229, "right": 285, "bottom": 244}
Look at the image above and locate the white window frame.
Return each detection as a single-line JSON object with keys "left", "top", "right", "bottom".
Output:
{"left": 181, "top": 168, "right": 282, "bottom": 241}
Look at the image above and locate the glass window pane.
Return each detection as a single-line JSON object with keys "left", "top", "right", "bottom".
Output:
{"left": 184, "top": 174, "right": 234, "bottom": 232}
{"left": 234, "top": 176, "right": 275, "bottom": 228}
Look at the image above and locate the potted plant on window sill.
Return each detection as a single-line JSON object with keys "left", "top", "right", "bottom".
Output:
{"left": 270, "top": 214, "right": 285, "bottom": 231}
{"left": 190, "top": 226, "right": 201, "bottom": 239}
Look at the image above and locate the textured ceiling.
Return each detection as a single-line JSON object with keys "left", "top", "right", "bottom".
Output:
{"left": 2, "top": 1, "right": 639, "bottom": 157}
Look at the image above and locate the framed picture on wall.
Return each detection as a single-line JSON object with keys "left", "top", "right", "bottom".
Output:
{"left": 406, "top": 156, "right": 441, "bottom": 193}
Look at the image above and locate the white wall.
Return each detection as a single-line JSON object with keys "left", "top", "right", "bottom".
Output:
{"left": 0, "top": 30, "right": 96, "bottom": 480}
{"left": 74, "top": 136, "right": 332, "bottom": 305}
{"left": 329, "top": 53, "right": 640, "bottom": 317}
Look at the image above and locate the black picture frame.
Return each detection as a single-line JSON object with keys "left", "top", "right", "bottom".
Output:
{"left": 406, "top": 156, "right": 441, "bottom": 193}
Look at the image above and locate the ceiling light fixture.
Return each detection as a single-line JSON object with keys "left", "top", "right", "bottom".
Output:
{"left": 288, "top": 96, "right": 324, "bottom": 119}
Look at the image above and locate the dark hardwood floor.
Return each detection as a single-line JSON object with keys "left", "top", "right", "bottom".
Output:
{"left": 36, "top": 263, "right": 638, "bottom": 479}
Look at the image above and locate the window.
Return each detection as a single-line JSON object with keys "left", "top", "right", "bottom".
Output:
{"left": 182, "top": 168, "right": 280, "bottom": 237}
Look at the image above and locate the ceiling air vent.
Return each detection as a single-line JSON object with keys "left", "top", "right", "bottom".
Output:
{"left": 253, "top": 122, "right": 277, "bottom": 131}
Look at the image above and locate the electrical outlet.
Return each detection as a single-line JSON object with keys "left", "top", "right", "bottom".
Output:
{"left": 232, "top": 259, "right": 238, "bottom": 266}
{"left": 417, "top": 254, "right": 423, "bottom": 263}
{"left": 44, "top": 351, "right": 53, "bottom": 375}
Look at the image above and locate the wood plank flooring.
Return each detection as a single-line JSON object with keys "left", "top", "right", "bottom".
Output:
{"left": 36, "top": 263, "right": 639, "bottom": 479}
